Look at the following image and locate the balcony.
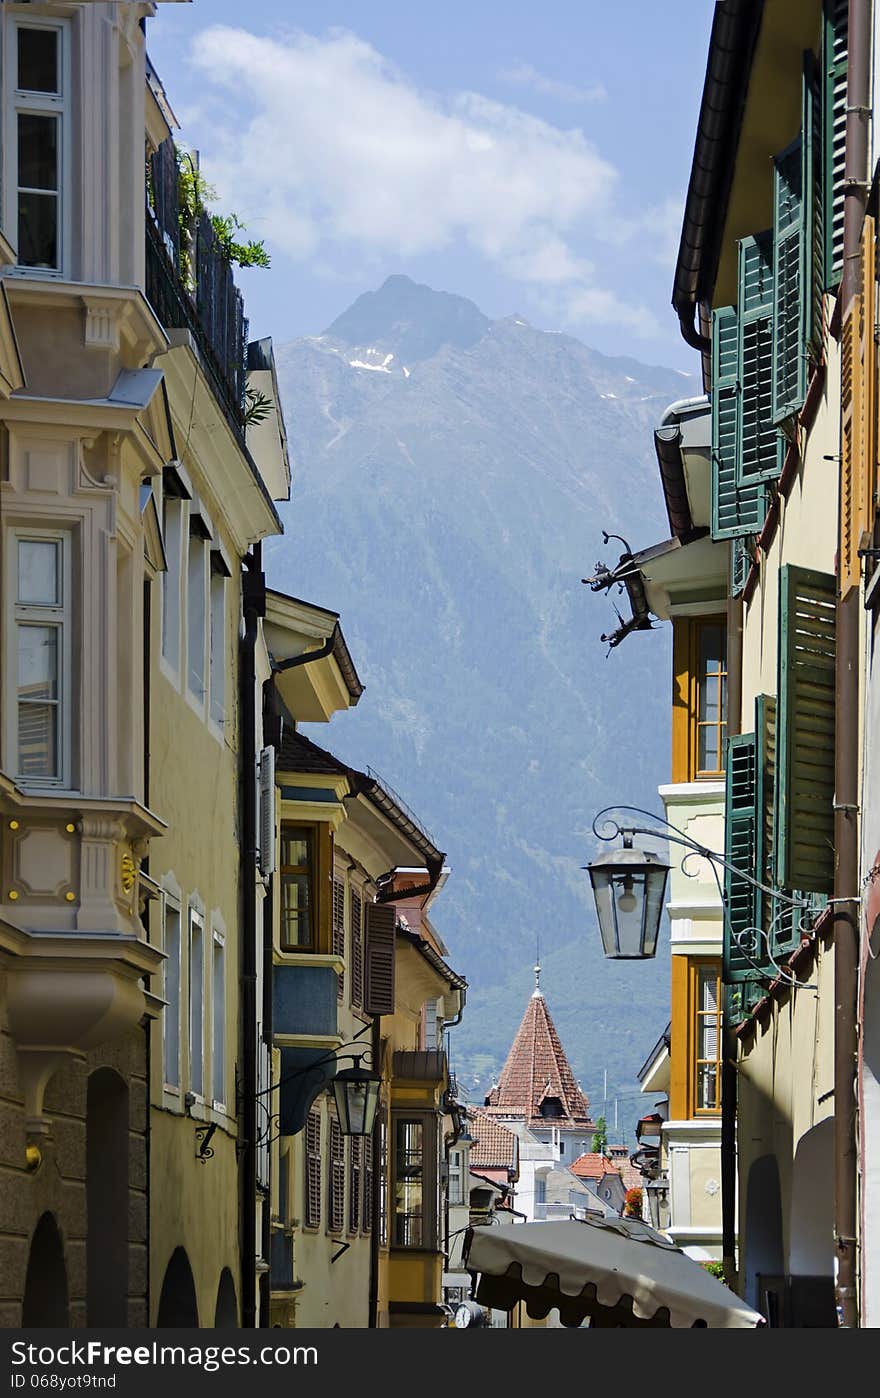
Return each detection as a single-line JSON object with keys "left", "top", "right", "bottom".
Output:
{"left": 145, "top": 140, "right": 248, "bottom": 446}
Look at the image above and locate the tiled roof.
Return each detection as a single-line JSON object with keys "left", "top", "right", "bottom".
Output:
{"left": 483, "top": 978, "right": 593, "bottom": 1129}
{"left": 571, "top": 1153, "right": 621, "bottom": 1180}
{"left": 469, "top": 1109, "right": 518, "bottom": 1172}
{"left": 277, "top": 728, "right": 350, "bottom": 777}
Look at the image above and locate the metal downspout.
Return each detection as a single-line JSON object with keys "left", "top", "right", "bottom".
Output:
{"left": 835, "top": 0, "right": 871, "bottom": 1329}
{"left": 723, "top": 594, "right": 743, "bottom": 1286}
{"left": 240, "top": 544, "right": 264, "bottom": 1328}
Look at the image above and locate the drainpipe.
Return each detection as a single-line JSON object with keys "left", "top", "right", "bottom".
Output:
{"left": 240, "top": 544, "right": 265, "bottom": 1328}
{"left": 835, "top": 0, "right": 871, "bottom": 1330}
{"left": 722, "top": 594, "right": 743, "bottom": 1287}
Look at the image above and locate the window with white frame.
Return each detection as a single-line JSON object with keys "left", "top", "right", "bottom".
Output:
{"left": 11, "top": 531, "right": 70, "bottom": 786}
{"left": 186, "top": 523, "right": 207, "bottom": 700}
{"left": 188, "top": 908, "right": 204, "bottom": 1097}
{"left": 212, "top": 928, "right": 225, "bottom": 1107}
{"left": 163, "top": 901, "right": 181, "bottom": 1090}
{"left": 209, "top": 561, "right": 226, "bottom": 725}
{"left": 161, "top": 495, "right": 184, "bottom": 670}
{"left": 5, "top": 18, "right": 69, "bottom": 273}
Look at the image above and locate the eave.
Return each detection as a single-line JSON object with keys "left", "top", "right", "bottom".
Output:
{"left": 265, "top": 588, "right": 364, "bottom": 723}
{"left": 2, "top": 275, "right": 168, "bottom": 365}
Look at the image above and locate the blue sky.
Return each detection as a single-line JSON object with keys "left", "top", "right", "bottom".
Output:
{"left": 148, "top": 1, "right": 712, "bottom": 370}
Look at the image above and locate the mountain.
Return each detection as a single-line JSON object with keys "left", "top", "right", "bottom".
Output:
{"left": 265, "top": 275, "right": 695, "bottom": 1128}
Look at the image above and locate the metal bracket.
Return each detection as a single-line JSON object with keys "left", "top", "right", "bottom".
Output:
{"left": 195, "top": 1122, "right": 218, "bottom": 1162}
{"left": 331, "top": 1241, "right": 350, "bottom": 1265}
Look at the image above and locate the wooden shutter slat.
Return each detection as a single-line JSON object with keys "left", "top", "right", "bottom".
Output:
{"left": 723, "top": 732, "right": 764, "bottom": 986}
{"left": 738, "top": 233, "right": 782, "bottom": 482}
{"left": 776, "top": 566, "right": 836, "bottom": 892}
{"left": 351, "top": 890, "right": 364, "bottom": 1009}
{"left": 364, "top": 904, "right": 397, "bottom": 1015}
{"left": 772, "top": 138, "right": 805, "bottom": 423}
{"left": 822, "top": 0, "right": 848, "bottom": 289}
{"left": 329, "top": 1115, "right": 345, "bottom": 1234}
{"left": 333, "top": 877, "right": 345, "bottom": 1002}
{"left": 711, "top": 299, "right": 769, "bottom": 541}
{"left": 305, "top": 1106, "right": 322, "bottom": 1228}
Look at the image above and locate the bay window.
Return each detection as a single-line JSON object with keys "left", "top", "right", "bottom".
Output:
{"left": 392, "top": 1113, "right": 439, "bottom": 1250}
{"left": 692, "top": 961, "right": 722, "bottom": 1115}
{"left": 11, "top": 531, "right": 71, "bottom": 786}
{"left": 280, "top": 825, "right": 314, "bottom": 951}
{"left": 5, "top": 18, "right": 69, "bottom": 274}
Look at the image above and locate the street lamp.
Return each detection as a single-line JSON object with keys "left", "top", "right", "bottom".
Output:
{"left": 330, "top": 1056, "right": 381, "bottom": 1137}
{"left": 586, "top": 833, "right": 670, "bottom": 959}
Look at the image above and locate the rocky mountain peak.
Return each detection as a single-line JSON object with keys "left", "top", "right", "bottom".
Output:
{"left": 323, "top": 273, "right": 490, "bottom": 363}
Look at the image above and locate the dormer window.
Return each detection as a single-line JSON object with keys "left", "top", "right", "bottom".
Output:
{"left": 539, "top": 1096, "right": 564, "bottom": 1119}
{"left": 4, "top": 18, "right": 69, "bottom": 274}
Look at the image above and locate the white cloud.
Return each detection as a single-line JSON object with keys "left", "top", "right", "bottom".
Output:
{"left": 497, "top": 62, "right": 607, "bottom": 105}
{"left": 186, "top": 26, "right": 657, "bottom": 334}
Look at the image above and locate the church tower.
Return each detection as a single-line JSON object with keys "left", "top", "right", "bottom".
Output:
{"left": 483, "top": 965, "right": 595, "bottom": 1163}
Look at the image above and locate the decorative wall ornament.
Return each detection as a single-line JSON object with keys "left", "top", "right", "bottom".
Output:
{"left": 120, "top": 851, "right": 137, "bottom": 895}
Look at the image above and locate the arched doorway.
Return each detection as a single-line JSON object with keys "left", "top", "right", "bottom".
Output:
{"left": 214, "top": 1268, "right": 238, "bottom": 1327}
{"left": 789, "top": 1119, "right": 835, "bottom": 1326}
{"left": 22, "top": 1213, "right": 69, "bottom": 1326}
{"left": 156, "top": 1248, "right": 199, "bottom": 1327}
{"left": 742, "top": 1154, "right": 784, "bottom": 1321}
{"left": 87, "top": 1068, "right": 129, "bottom": 1325}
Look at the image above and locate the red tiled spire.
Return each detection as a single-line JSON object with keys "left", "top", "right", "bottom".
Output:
{"left": 484, "top": 965, "right": 593, "bottom": 1128}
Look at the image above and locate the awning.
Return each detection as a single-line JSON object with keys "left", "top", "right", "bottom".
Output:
{"left": 466, "top": 1218, "right": 764, "bottom": 1329}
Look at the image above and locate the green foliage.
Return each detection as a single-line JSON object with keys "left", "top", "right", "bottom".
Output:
{"left": 702, "top": 1261, "right": 727, "bottom": 1282}
{"left": 244, "top": 388, "right": 274, "bottom": 428}
{"left": 591, "top": 1116, "right": 607, "bottom": 1155}
{"left": 176, "top": 149, "right": 270, "bottom": 271}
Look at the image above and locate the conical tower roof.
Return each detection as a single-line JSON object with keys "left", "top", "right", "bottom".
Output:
{"left": 484, "top": 966, "right": 593, "bottom": 1128}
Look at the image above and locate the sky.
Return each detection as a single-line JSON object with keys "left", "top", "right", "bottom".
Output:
{"left": 147, "top": 1, "right": 714, "bottom": 371}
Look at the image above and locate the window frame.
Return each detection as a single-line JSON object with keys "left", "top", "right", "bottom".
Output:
{"left": 391, "top": 1110, "right": 438, "bottom": 1251}
{"left": 689, "top": 958, "right": 723, "bottom": 1117}
{"left": 304, "top": 1105, "right": 322, "bottom": 1231}
{"left": 327, "top": 1108, "right": 346, "bottom": 1237}
{"left": 187, "top": 906, "right": 205, "bottom": 1100}
{"left": 7, "top": 526, "right": 73, "bottom": 789}
{"left": 160, "top": 494, "right": 185, "bottom": 679}
{"left": 208, "top": 564, "right": 226, "bottom": 729}
{"left": 162, "top": 894, "right": 182, "bottom": 1094}
{"left": 279, "top": 822, "right": 317, "bottom": 953}
{"left": 672, "top": 616, "right": 728, "bottom": 784}
{"left": 211, "top": 925, "right": 226, "bottom": 1110}
{"left": 186, "top": 520, "right": 208, "bottom": 706}
{"left": 3, "top": 14, "right": 71, "bottom": 278}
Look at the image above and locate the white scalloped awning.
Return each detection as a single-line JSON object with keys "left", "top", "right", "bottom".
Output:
{"left": 467, "top": 1218, "right": 763, "bottom": 1329}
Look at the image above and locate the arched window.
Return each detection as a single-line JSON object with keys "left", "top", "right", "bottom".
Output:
{"left": 214, "top": 1268, "right": 238, "bottom": 1327}
{"left": 157, "top": 1248, "right": 199, "bottom": 1327}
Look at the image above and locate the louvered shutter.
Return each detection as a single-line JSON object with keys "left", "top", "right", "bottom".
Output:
{"left": 822, "top": 0, "right": 848, "bottom": 289}
{"left": 363, "top": 1136, "right": 374, "bottom": 1234}
{"left": 730, "top": 537, "right": 752, "bottom": 597}
{"left": 350, "top": 890, "right": 364, "bottom": 1009}
{"left": 776, "top": 566, "right": 837, "bottom": 892}
{"left": 802, "top": 52, "right": 823, "bottom": 356}
{"left": 772, "top": 139, "right": 805, "bottom": 423}
{"left": 364, "top": 903, "right": 397, "bottom": 1015}
{"left": 840, "top": 216, "right": 876, "bottom": 596}
{"left": 305, "top": 1106, "right": 322, "bottom": 1228}
{"left": 755, "top": 694, "right": 801, "bottom": 957}
{"left": 349, "top": 1136, "right": 361, "bottom": 1234}
{"left": 723, "top": 733, "right": 763, "bottom": 987}
{"left": 711, "top": 307, "right": 745, "bottom": 538}
{"left": 738, "top": 233, "right": 783, "bottom": 482}
{"left": 329, "top": 1115, "right": 345, "bottom": 1234}
{"left": 333, "top": 877, "right": 345, "bottom": 1003}
{"left": 258, "top": 747, "right": 276, "bottom": 876}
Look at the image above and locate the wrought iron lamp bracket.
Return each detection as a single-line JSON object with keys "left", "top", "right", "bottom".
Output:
{"left": 591, "top": 806, "right": 821, "bottom": 990}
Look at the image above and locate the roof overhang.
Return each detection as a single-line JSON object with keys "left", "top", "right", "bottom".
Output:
{"left": 635, "top": 532, "right": 728, "bottom": 620}
{"left": 654, "top": 397, "right": 711, "bottom": 535}
{"left": 672, "top": 0, "right": 821, "bottom": 345}
{"left": 264, "top": 589, "right": 363, "bottom": 723}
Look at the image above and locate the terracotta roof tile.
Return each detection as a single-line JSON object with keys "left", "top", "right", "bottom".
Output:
{"left": 483, "top": 981, "right": 593, "bottom": 1130}
{"left": 571, "top": 1153, "right": 621, "bottom": 1180}
{"left": 468, "top": 1109, "right": 518, "bottom": 1173}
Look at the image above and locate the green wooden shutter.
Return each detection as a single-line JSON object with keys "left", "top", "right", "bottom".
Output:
{"left": 711, "top": 305, "right": 768, "bottom": 538}
{"left": 739, "top": 232, "right": 783, "bottom": 481}
{"left": 723, "top": 732, "right": 763, "bottom": 985}
{"left": 822, "top": 0, "right": 848, "bottom": 289}
{"left": 776, "top": 565, "right": 837, "bottom": 892}
{"left": 802, "top": 51, "right": 822, "bottom": 356}
{"left": 772, "top": 139, "right": 805, "bottom": 423}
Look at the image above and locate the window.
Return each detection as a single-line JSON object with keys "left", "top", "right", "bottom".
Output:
{"left": 393, "top": 1116, "right": 435, "bottom": 1248}
{"left": 188, "top": 909, "right": 204, "bottom": 1097}
{"left": 161, "top": 497, "right": 183, "bottom": 669}
{"left": 186, "top": 523, "right": 207, "bottom": 699}
{"left": 328, "top": 1112, "right": 345, "bottom": 1235}
{"left": 448, "top": 1149, "right": 464, "bottom": 1206}
{"left": 212, "top": 930, "right": 225, "bottom": 1107}
{"left": 672, "top": 618, "right": 728, "bottom": 783}
{"left": 692, "top": 962, "right": 722, "bottom": 1115}
{"left": 12, "top": 532, "right": 70, "bottom": 785}
{"left": 163, "top": 902, "right": 181, "bottom": 1089}
{"left": 5, "top": 20, "right": 68, "bottom": 273}
{"left": 209, "top": 567, "right": 226, "bottom": 725}
{"left": 534, "top": 1175, "right": 547, "bottom": 1205}
{"left": 379, "top": 1110, "right": 388, "bottom": 1248}
{"left": 349, "top": 1136, "right": 361, "bottom": 1235}
{"left": 304, "top": 1106, "right": 322, "bottom": 1230}
{"left": 280, "top": 826, "right": 314, "bottom": 951}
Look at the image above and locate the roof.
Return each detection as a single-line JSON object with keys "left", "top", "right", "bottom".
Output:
{"left": 469, "top": 1109, "right": 519, "bottom": 1173}
{"left": 265, "top": 589, "right": 364, "bottom": 705}
{"left": 277, "top": 728, "right": 350, "bottom": 777}
{"left": 571, "top": 1153, "right": 621, "bottom": 1181}
{"left": 483, "top": 972, "right": 593, "bottom": 1129}
{"left": 397, "top": 924, "right": 467, "bottom": 994}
